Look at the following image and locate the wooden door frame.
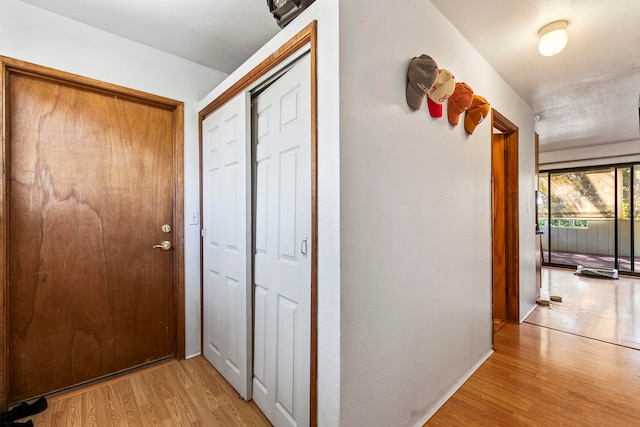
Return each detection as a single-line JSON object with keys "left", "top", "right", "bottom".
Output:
{"left": 0, "top": 57, "right": 186, "bottom": 410}
{"left": 198, "top": 21, "right": 318, "bottom": 426}
{"left": 491, "top": 109, "right": 520, "bottom": 323}
{"left": 534, "top": 133, "right": 541, "bottom": 298}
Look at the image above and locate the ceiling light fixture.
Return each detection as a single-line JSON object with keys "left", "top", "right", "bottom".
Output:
{"left": 538, "top": 20, "right": 568, "bottom": 56}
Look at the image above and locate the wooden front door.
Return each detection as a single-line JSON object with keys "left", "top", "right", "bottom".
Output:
{"left": 1, "top": 58, "right": 184, "bottom": 405}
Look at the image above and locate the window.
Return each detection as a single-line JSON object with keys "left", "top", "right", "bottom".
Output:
{"left": 539, "top": 164, "right": 640, "bottom": 273}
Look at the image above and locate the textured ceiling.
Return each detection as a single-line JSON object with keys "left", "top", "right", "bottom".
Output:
{"left": 430, "top": 0, "right": 640, "bottom": 151}
{"left": 19, "top": 0, "right": 279, "bottom": 74}
{"left": 18, "top": 0, "right": 640, "bottom": 151}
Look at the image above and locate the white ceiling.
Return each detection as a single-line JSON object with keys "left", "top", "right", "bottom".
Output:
{"left": 19, "top": 0, "right": 280, "bottom": 74}
{"left": 19, "top": 0, "right": 640, "bottom": 152}
{"left": 430, "top": 0, "right": 640, "bottom": 152}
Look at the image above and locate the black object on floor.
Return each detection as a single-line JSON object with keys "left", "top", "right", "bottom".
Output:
{"left": 1, "top": 420, "right": 34, "bottom": 427}
{"left": 0, "top": 397, "right": 47, "bottom": 422}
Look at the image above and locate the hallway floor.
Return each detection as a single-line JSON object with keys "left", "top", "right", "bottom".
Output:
{"left": 428, "top": 268, "right": 640, "bottom": 426}
{"left": 20, "top": 268, "right": 640, "bottom": 426}
{"left": 525, "top": 267, "right": 640, "bottom": 350}
{"left": 25, "top": 356, "right": 270, "bottom": 426}
{"left": 426, "top": 322, "right": 640, "bottom": 426}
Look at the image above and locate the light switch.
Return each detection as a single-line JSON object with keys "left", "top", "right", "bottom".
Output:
{"left": 189, "top": 210, "right": 199, "bottom": 225}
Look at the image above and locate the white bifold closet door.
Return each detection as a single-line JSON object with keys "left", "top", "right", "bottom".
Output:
{"left": 201, "top": 92, "right": 252, "bottom": 399}
{"left": 252, "top": 53, "right": 312, "bottom": 427}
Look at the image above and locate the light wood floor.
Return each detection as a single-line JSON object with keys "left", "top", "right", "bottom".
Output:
{"left": 24, "top": 356, "right": 271, "bottom": 426}
{"left": 426, "top": 322, "right": 640, "bottom": 426}
{"left": 525, "top": 267, "right": 640, "bottom": 349}
{"left": 21, "top": 268, "right": 640, "bottom": 426}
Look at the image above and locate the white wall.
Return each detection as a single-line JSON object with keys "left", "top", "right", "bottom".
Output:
{"left": 540, "top": 139, "right": 640, "bottom": 169}
{"left": 198, "top": 2, "right": 342, "bottom": 425}
{"left": 5, "top": 0, "right": 541, "bottom": 425}
{"left": 338, "top": 1, "right": 536, "bottom": 425}
{"left": 1, "top": 0, "right": 228, "bottom": 358}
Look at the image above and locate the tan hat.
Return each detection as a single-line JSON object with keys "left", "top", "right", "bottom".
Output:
{"left": 464, "top": 95, "right": 491, "bottom": 134}
{"left": 427, "top": 69, "right": 455, "bottom": 118}
{"left": 406, "top": 55, "right": 439, "bottom": 110}
{"left": 447, "top": 82, "right": 474, "bottom": 125}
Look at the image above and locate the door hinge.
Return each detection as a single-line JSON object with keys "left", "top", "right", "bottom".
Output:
{"left": 201, "top": 228, "right": 206, "bottom": 238}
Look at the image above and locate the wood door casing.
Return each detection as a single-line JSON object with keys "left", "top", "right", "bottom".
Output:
{"left": 491, "top": 133, "right": 507, "bottom": 321}
{"left": 535, "top": 134, "right": 541, "bottom": 298}
{"left": 1, "top": 57, "right": 185, "bottom": 407}
{"left": 491, "top": 110, "right": 520, "bottom": 324}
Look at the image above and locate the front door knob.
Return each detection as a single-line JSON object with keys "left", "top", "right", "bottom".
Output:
{"left": 153, "top": 241, "right": 172, "bottom": 251}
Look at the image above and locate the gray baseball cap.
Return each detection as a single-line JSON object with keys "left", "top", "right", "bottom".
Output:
{"left": 406, "top": 55, "right": 439, "bottom": 110}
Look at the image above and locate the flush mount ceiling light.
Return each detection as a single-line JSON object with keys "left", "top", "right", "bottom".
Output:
{"left": 538, "top": 20, "right": 568, "bottom": 56}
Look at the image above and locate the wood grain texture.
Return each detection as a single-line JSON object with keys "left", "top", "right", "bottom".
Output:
{"left": 0, "top": 60, "right": 7, "bottom": 411}
{"left": 4, "top": 60, "right": 180, "bottom": 404}
{"left": 427, "top": 322, "right": 640, "bottom": 426}
{"left": 173, "top": 103, "right": 186, "bottom": 360}
{"left": 491, "top": 110, "right": 520, "bottom": 322}
{"left": 505, "top": 130, "right": 520, "bottom": 322}
{"left": 309, "top": 24, "right": 319, "bottom": 427}
{"left": 24, "top": 356, "right": 271, "bottom": 426}
{"left": 526, "top": 267, "right": 640, "bottom": 349}
{"left": 491, "top": 133, "right": 507, "bottom": 321}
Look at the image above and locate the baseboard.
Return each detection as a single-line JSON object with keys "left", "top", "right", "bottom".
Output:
{"left": 413, "top": 349, "right": 494, "bottom": 427}
{"left": 521, "top": 304, "right": 537, "bottom": 323}
{"left": 186, "top": 351, "right": 202, "bottom": 359}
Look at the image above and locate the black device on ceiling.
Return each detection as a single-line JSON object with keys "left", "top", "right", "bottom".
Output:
{"left": 267, "top": 0, "right": 316, "bottom": 28}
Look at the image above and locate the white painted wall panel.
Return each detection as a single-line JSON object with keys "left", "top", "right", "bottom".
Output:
{"left": 207, "top": 270, "right": 222, "bottom": 356}
{"left": 338, "top": 1, "right": 536, "bottom": 425}
{"left": 225, "top": 277, "right": 239, "bottom": 373}
{"left": 253, "top": 285, "right": 268, "bottom": 391}
{"left": 567, "top": 227, "right": 577, "bottom": 253}
{"left": 544, "top": 219, "right": 640, "bottom": 257}
{"left": 279, "top": 151, "right": 299, "bottom": 260}
{"left": 588, "top": 224, "right": 599, "bottom": 254}
{"left": 608, "top": 221, "right": 616, "bottom": 255}
{"left": 558, "top": 228, "right": 568, "bottom": 252}
{"left": 276, "top": 296, "right": 297, "bottom": 419}
{"left": 256, "top": 161, "right": 270, "bottom": 254}
{"left": 224, "top": 164, "right": 239, "bottom": 250}
{"left": 577, "top": 229, "right": 588, "bottom": 253}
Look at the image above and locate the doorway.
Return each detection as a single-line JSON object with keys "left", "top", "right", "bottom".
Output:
{"left": 199, "top": 22, "right": 318, "bottom": 427}
{"left": 0, "top": 57, "right": 185, "bottom": 408}
{"left": 491, "top": 109, "right": 520, "bottom": 330}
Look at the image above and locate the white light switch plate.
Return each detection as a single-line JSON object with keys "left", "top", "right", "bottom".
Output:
{"left": 189, "top": 210, "right": 199, "bottom": 225}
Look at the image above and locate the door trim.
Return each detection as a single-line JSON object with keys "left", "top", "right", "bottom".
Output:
{"left": 491, "top": 109, "right": 520, "bottom": 323}
{"left": 0, "top": 56, "right": 186, "bottom": 410}
{"left": 534, "top": 133, "right": 541, "bottom": 298}
{"left": 198, "top": 21, "right": 318, "bottom": 427}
